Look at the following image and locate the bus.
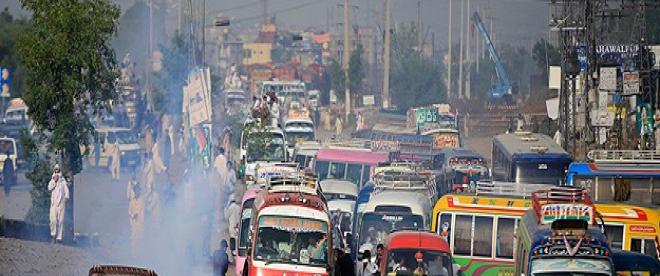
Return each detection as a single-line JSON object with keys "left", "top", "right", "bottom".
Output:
{"left": 567, "top": 150, "right": 660, "bottom": 205}
{"left": 437, "top": 148, "right": 489, "bottom": 194}
{"left": 380, "top": 230, "right": 457, "bottom": 276}
{"left": 491, "top": 132, "right": 572, "bottom": 185}
{"left": 515, "top": 187, "right": 615, "bottom": 276}
{"left": 240, "top": 121, "right": 288, "bottom": 184}
{"left": 260, "top": 81, "right": 306, "bottom": 103}
{"left": 314, "top": 147, "right": 392, "bottom": 187}
{"left": 234, "top": 186, "right": 260, "bottom": 276}
{"left": 292, "top": 141, "right": 321, "bottom": 168}
{"left": 610, "top": 250, "right": 660, "bottom": 276}
{"left": 244, "top": 174, "right": 333, "bottom": 276}
{"left": 595, "top": 203, "right": 659, "bottom": 259}
{"left": 283, "top": 116, "right": 315, "bottom": 152}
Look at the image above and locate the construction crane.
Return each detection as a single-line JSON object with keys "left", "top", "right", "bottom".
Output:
{"left": 472, "top": 11, "right": 513, "bottom": 104}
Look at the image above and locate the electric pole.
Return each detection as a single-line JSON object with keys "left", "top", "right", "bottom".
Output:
{"left": 263, "top": 0, "right": 268, "bottom": 24}
{"left": 458, "top": 0, "right": 464, "bottom": 99}
{"left": 447, "top": 0, "right": 452, "bottom": 98}
{"left": 383, "top": 0, "right": 391, "bottom": 108}
{"left": 147, "top": 0, "right": 153, "bottom": 111}
{"left": 465, "top": 0, "right": 471, "bottom": 99}
{"left": 343, "top": 0, "right": 351, "bottom": 115}
{"left": 417, "top": 0, "right": 422, "bottom": 51}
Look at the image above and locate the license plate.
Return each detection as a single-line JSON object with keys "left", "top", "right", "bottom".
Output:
{"left": 538, "top": 164, "right": 548, "bottom": 170}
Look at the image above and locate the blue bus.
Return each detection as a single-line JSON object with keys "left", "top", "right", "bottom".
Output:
{"left": 436, "top": 147, "right": 489, "bottom": 193}
{"left": 515, "top": 187, "right": 616, "bottom": 276}
{"left": 492, "top": 132, "right": 572, "bottom": 185}
{"left": 566, "top": 150, "right": 660, "bottom": 205}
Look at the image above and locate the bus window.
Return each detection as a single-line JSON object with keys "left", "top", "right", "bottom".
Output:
{"left": 474, "top": 216, "right": 493, "bottom": 258}
{"left": 454, "top": 215, "right": 472, "bottom": 255}
{"left": 496, "top": 218, "right": 516, "bottom": 259}
{"left": 361, "top": 166, "right": 371, "bottom": 186}
{"left": 347, "top": 164, "right": 362, "bottom": 185}
{"left": 315, "top": 161, "right": 329, "bottom": 180}
{"left": 330, "top": 162, "right": 346, "bottom": 179}
{"left": 631, "top": 238, "right": 659, "bottom": 259}
{"left": 603, "top": 224, "right": 624, "bottom": 250}
{"left": 438, "top": 213, "right": 452, "bottom": 245}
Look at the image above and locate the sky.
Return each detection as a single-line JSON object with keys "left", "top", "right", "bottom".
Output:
{"left": 3, "top": 0, "right": 551, "bottom": 50}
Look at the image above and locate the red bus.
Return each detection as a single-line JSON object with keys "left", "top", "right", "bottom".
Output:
{"left": 379, "top": 231, "right": 458, "bottom": 276}
{"left": 243, "top": 176, "right": 334, "bottom": 276}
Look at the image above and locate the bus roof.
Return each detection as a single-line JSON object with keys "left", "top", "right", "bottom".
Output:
{"left": 385, "top": 231, "right": 451, "bottom": 253}
{"left": 363, "top": 191, "right": 431, "bottom": 216}
{"left": 568, "top": 162, "right": 660, "bottom": 177}
{"left": 320, "top": 179, "right": 358, "bottom": 197}
{"left": 493, "top": 132, "right": 570, "bottom": 159}
{"left": 316, "top": 148, "right": 389, "bottom": 165}
{"left": 438, "top": 147, "right": 483, "bottom": 159}
{"left": 259, "top": 204, "right": 330, "bottom": 222}
{"left": 255, "top": 191, "right": 327, "bottom": 214}
{"left": 328, "top": 200, "right": 355, "bottom": 214}
{"left": 594, "top": 202, "right": 660, "bottom": 227}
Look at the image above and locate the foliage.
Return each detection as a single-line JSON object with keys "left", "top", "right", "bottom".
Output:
{"left": 241, "top": 120, "right": 271, "bottom": 161}
{"left": 0, "top": 8, "right": 29, "bottom": 98}
{"left": 390, "top": 23, "right": 446, "bottom": 111}
{"left": 17, "top": 0, "right": 120, "bottom": 176}
{"left": 153, "top": 33, "right": 192, "bottom": 114}
{"left": 348, "top": 44, "right": 366, "bottom": 94}
{"left": 328, "top": 59, "right": 345, "bottom": 101}
{"left": 20, "top": 129, "right": 51, "bottom": 225}
{"left": 532, "top": 39, "right": 561, "bottom": 73}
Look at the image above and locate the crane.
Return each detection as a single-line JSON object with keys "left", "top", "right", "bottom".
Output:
{"left": 472, "top": 11, "right": 513, "bottom": 103}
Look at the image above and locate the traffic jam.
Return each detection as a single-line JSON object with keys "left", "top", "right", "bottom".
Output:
{"left": 232, "top": 81, "right": 660, "bottom": 276}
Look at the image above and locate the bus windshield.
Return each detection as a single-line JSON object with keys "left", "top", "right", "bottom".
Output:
{"left": 247, "top": 135, "right": 286, "bottom": 162}
{"left": 254, "top": 215, "right": 328, "bottom": 267}
{"left": 238, "top": 199, "right": 255, "bottom": 256}
{"left": 359, "top": 213, "right": 423, "bottom": 248}
{"left": 530, "top": 258, "right": 613, "bottom": 276}
{"left": 515, "top": 161, "right": 566, "bottom": 184}
{"left": 386, "top": 249, "right": 453, "bottom": 276}
{"left": 107, "top": 131, "right": 138, "bottom": 144}
{"left": 285, "top": 131, "right": 315, "bottom": 146}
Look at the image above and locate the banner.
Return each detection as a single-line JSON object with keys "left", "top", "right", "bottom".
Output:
{"left": 622, "top": 72, "right": 640, "bottom": 95}
{"left": 599, "top": 67, "right": 617, "bottom": 91}
{"left": 186, "top": 69, "right": 212, "bottom": 126}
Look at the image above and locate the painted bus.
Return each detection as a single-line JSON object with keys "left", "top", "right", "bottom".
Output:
{"left": 292, "top": 141, "right": 321, "bottom": 168}
{"left": 235, "top": 186, "right": 261, "bottom": 276}
{"left": 260, "top": 80, "right": 306, "bottom": 104}
{"left": 567, "top": 150, "right": 660, "bottom": 205}
{"left": 515, "top": 187, "right": 615, "bottom": 276}
{"left": 314, "top": 147, "right": 392, "bottom": 187}
{"left": 380, "top": 230, "right": 458, "bottom": 276}
{"left": 240, "top": 121, "right": 288, "bottom": 185}
{"left": 491, "top": 132, "right": 572, "bottom": 185}
{"left": 243, "top": 175, "right": 333, "bottom": 276}
{"left": 436, "top": 148, "right": 489, "bottom": 194}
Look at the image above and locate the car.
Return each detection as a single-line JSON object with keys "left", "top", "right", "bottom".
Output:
{"left": 89, "top": 127, "right": 143, "bottom": 170}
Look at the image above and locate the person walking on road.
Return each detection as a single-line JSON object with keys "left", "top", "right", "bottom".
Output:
{"left": 110, "top": 141, "right": 121, "bottom": 180}
{"left": 3, "top": 153, "right": 15, "bottom": 195}
{"left": 213, "top": 239, "right": 230, "bottom": 276}
{"left": 144, "top": 125, "right": 153, "bottom": 157}
{"left": 48, "top": 164, "right": 69, "bottom": 243}
{"left": 335, "top": 115, "right": 343, "bottom": 138}
{"left": 226, "top": 194, "right": 240, "bottom": 262}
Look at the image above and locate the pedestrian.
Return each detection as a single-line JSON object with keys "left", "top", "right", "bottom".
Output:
{"left": 127, "top": 177, "right": 145, "bottom": 253}
{"left": 168, "top": 125, "right": 176, "bottom": 156}
{"left": 221, "top": 127, "right": 232, "bottom": 161}
{"left": 151, "top": 138, "right": 168, "bottom": 173}
{"left": 94, "top": 135, "right": 101, "bottom": 166}
{"left": 213, "top": 239, "right": 230, "bottom": 276}
{"left": 144, "top": 125, "right": 153, "bottom": 158}
{"left": 162, "top": 126, "right": 172, "bottom": 169}
{"left": 226, "top": 194, "right": 240, "bottom": 262}
{"left": 48, "top": 164, "right": 69, "bottom": 243}
{"left": 214, "top": 148, "right": 228, "bottom": 180}
{"left": 335, "top": 249, "right": 356, "bottom": 276}
{"left": 335, "top": 115, "right": 343, "bottom": 138}
{"left": 516, "top": 113, "right": 525, "bottom": 132}
{"left": 356, "top": 112, "right": 362, "bottom": 132}
{"left": 110, "top": 141, "right": 121, "bottom": 180}
{"left": 225, "top": 161, "right": 237, "bottom": 194}
{"left": 3, "top": 154, "right": 15, "bottom": 195}
{"left": 358, "top": 250, "right": 377, "bottom": 276}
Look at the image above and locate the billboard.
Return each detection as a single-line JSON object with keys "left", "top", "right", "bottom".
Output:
{"left": 622, "top": 72, "right": 640, "bottom": 95}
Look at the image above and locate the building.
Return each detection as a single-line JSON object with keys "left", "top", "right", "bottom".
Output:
{"left": 242, "top": 22, "right": 278, "bottom": 66}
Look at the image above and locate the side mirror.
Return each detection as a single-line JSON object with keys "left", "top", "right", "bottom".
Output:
{"left": 230, "top": 237, "right": 237, "bottom": 252}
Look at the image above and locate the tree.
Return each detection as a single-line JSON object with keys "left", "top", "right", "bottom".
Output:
{"left": 21, "top": 130, "right": 51, "bottom": 225}
{"left": 532, "top": 38, "right": 561, "bottom": 74}
{"left": 153, "top": 33, "right": 193, "bottom": 114}
{"left": 390, "top": 24, "right": 446, "bottom": 111}
{"left": 0, "top": 8, "right": 29, "bottom": 98}
{"left": 328, "top": 59, "right": 345, "bottom": 102}
{"left": 348, "top": 44, "right": 366, "bottom": 94}
{"left": 17, "top": 0, "right": 120, "bottom": 239}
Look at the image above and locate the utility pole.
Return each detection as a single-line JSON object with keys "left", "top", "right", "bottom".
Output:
{"left": 476, "top": 5, "right": 480, "bottom": 73}
{"left": 202, "top": 0, "right": 206, "bottom": 67}
{"left": 383, "top": 0, "right": 391, "bottom": 108}
{"left": 417, "top": 0, "right": 422, "bottom": 51}
{"left": 465, "top": 0, "right": 471, "bottom": 99}
{"left": 343, "top": 0, "right": 351, "bottom": 115}
{"left": 146, "top": 0, "right": 153, "bottom": 111}
{"left": 447, "top": 0, "right": 452, "bottom": 98}
{"left": 458, "top": 0, "right": 464, "bottom": 99}
{"left": 263, "top": 0, "right": 268, "bottom": 24}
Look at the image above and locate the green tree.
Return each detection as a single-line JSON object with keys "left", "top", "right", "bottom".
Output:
{"left": 0, "top": 8, "right": 29, "bottom": 98}
{"left": 328, "top": 59, "right": 345, "bottom": 102}
{"left": 153, "top": 33, "right": 192, "bottom": 113}
{"left": 532, "top": 38, "right": 561, "bottom": 73}
{"left": 21, "top": 130, "right": 51, "bottom": 225}
{"left": 390, "top": 24, "right": 446, "bottom": 111}
{"left": 348, "top": 44, "right": 366, "bottom": 94}
{"left": 17, "top": 0, "right": 120, "bottom": 239}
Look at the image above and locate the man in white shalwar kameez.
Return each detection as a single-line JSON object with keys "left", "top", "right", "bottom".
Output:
{"left": 226, "top": 194, "right": 240, "bottom": 263}
{"left": 48, "top": 164, "right": 69, "bottom": 243}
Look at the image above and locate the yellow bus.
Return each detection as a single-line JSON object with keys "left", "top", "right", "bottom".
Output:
{"left": 432, "top": 186, "right": 660, "bottom": 275}
{"left": 597, "top": 202, "right": 659, "bottom": 259}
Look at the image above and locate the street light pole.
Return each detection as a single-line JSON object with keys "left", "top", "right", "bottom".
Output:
{"left": 343, "top": 0, "right": 351, "bottom": 115}
{"left": 383, "top": 0, "right": 391, "bottom": 108}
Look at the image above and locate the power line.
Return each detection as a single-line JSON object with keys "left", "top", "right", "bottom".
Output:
{"left": 230, "top": 0, "right": 325, "bottom": 24}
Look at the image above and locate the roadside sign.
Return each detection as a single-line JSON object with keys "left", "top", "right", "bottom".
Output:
{"left": 622, "top": 72, "right": 640, "bottom": 95}
{"left": 599, "top": 67, "right": 617, "bottom": 91}
{"left": 0, "top": 67, "right": 11, "bottom": 98}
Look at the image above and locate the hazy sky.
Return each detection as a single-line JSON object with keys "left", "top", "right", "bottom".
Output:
{"left": 3, "top": 0, "right": 551, "bottom": 49}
